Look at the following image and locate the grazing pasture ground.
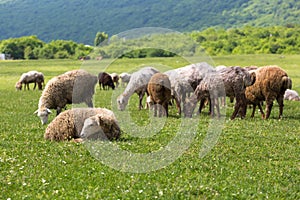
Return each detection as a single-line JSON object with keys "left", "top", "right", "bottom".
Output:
{"left": 0, "top": 55, "right": 299, "bottom": 199}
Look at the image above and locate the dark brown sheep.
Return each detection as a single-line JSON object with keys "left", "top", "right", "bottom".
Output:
{"left": 245, "top": 66, "right": 292, "bottom": 119}
{"left": 147, "top": 73, "right": 172, "bottom": 117}
{"left": 98, "top": 72, "right": 115, "bottom": 90}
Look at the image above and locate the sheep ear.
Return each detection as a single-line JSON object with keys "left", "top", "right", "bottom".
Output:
{"left": 46, "top": 108, "right": 52, "bottom": 114}
{"left": 95, "top": 115, "right": 101, "bottom": 126}
{"left": 33, "top": 110, "right": 38, "bottom": 115}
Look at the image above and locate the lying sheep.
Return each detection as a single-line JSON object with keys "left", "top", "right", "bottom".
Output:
{"left": 117, "top": 67, "right": 159, "bottom": 111}
{"left": 119, "top": 72, "right": 131, "bottom": 87}
{"left": 110, "top": 73, "right": 120, "bottom": 88}
{"left": 147, "top": 73, "right": 172, "bottom": 117}
{"left": 284, "top": 89, "right": 300, "bottom": 101}
{"left": 183, "top": 72, "right": 224, "bottom": 118}
{"left": 245, "top": 65, "right": 292, "bottom": 119}
{"left": 98, "top": 72, "right": 115, "bottom": 90}
{"left": 44, "top": 108, "right": 120, "bottom": 141}
{"left": 15, "top": 70, "right": 44, "bottom": 90}
{"left": 35, "top": 69, "right": 97, "bottom": 124}
{"left": 218, "top": 66, "right": 256, "bottom": 119}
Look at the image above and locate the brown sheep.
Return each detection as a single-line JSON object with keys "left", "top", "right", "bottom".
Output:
{"left": 245, "top": 66, "right": 292, "bottom": 119}
{"left": 147, "top": 73, "right": 172, "bottom": 117}
{"left": 98, "top": 72, "right": 115, "bottom": 90}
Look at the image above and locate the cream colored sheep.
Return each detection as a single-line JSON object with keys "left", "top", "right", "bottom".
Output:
{"left": 44, "top": 108, "right": 120, "bottom": 141}
{"left": 35, "top": 69, "right": 97, "bottom": 124}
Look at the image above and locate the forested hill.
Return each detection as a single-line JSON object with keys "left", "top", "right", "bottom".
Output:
{"left": 0, "top": 0, "right": 299, "bottom": 44}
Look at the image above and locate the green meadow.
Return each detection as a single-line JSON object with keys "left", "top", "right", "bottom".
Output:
{"left": 0, "top": 55, "right": 299, "bottom": 199}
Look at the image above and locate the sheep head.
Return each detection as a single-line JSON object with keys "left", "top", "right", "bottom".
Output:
{"left": 35, "top": 108, "right": 52, "bottom": 125}
{"left": 15, "top": 81, "right": 22, "bottom": 90}
{"left": 117, "top": 94, "right": 129, "bottom": 111}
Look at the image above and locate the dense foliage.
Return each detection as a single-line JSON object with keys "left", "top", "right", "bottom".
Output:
{"left": 0, "top": 0, "right": 299, "bottom": 44}
{"left": 1, "top": 25, "right": 300, "bottom": 59}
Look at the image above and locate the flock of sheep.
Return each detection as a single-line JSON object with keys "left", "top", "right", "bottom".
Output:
{"left": 15, "top": 62, "right": 299, "bottom": 142}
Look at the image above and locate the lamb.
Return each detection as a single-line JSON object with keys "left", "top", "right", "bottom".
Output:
{"left": 15, "top": 70, "right": 44, "bottom": 90}
{"left": 218, "top": 66, "right": 256, "bottom": 119}
{"left": 110, "top": 73, "right": 120, "bottom": 88}
{"left": 98, "top": 72, "right": 115, "bottom": 90}
{"left": 147, "top": 73, "right": 172, "bottom": 117}
{"left": 119, "top": 72, "right": 131, "bottom": 87}
{"left": 183, "top": 72, "right": 224, "bottom": 118}
{"left": 284, "top": 89, "right": 300, "bottom": 101}
{"left": 35, "top": 69, "right": 97, "bottom": 125}
{"left": 44, "top": 108, "right": 121, "bottom": 141}
{"left": 245, "top": 65, "right": 292, "bottom": 119}
{"left": 117, "top": 67, "right": 159, "bottom": 111}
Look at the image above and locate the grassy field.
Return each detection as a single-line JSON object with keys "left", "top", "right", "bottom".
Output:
{"left": 0, "top": 55, "right": 299, "bottom": 199}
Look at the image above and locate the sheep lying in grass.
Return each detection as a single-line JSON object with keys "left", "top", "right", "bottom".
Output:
{"left": 15, "top": 70, "right": 44, "bottom": 90}
{"left": 147, "top": 73, "right": 172, "bottom": 117}
{"left": 183, "top": 72, "right": 224, "bottom": 118}
{"left": 119, "top": 72, "right": 131, "bottom": 87}
{"left": 284, "top": 89, "right": 300, "bottom": 101}
{"left": 117, "top": 67, "right": 159, "bottom": 111}
{"left": 35, "top": 69, "right": 97, "bottom": 124}
{"left": 218, "top": 66, "right": 256, "bottom": 119}
{"left": 245, "top": 65, "right": 292, "bottom": 119}
{"left": 45, "top": 108, "right": 120, "bottom": 141}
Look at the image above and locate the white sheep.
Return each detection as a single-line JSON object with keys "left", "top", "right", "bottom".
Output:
{"left": 245, "top": 65, "right": 292, "bottom": 119}
{"left": 35, "top": 69, "right": 97, "bottom": 124}
{"left": 119, "top": 72, "right": 131, "bottom": 87}
{"left": 284, "top": 89, "right": 300, "bottom": 101}
{"left": 44, "top": 108, "right": 120, "bottom": 141}
{"left": 15, "top": 70, "right": 44, "bottom": 90}
{"left": 117, "top": 67, "right": 159, "bottom": 111}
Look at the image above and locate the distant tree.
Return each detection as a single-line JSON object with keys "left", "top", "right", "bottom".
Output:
{"left": 94, "top": 32, "right": 108, "bottom": 46}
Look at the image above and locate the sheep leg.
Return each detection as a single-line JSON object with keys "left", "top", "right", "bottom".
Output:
{"left": 138, "top": 91, "right": 145, "bottom": 110}
{"left": 163, "top": 102, "right": 168, "bottom": 117}
{"left": 198, "top": 99, "right": 206, "bottom": 114}
{"left": 250, "top": 104, "right": 256, "bottom": 118}
{"left": 257, "top": 102, "right": 265, "bottom": 119}
{"left": 215, "top": 97, "right": 221, "bottom": 118}
{"left": 33, "top": 82, "right": 37, "bottom": 90}
{"left": 276, "top": 96, "right": 284, "bottom": 119}
{"left": 56, "top": 107, "right": 62, "bottom": 116}
{"left": 174, "top": 96, "right": 181, "bottom": 115}
{"left": 265, "top": 101, "right": 273, "bottom": 119}
{"left": 26, "top": 83, "right": 30, "bottom": 90}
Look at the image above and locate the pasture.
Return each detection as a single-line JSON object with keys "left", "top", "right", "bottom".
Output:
{"left": 0, "top": 55, "right": 299, "bottom": 199}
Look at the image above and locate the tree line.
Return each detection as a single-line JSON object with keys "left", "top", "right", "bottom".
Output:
{"left": 1, "top": 25, "right": 299, "bottom": 60}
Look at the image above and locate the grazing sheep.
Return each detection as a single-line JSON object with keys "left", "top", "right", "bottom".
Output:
{"left": 119, "top": 72, "right": 131, "bottom": 87}
{"left": 15, "top": 71, "right": 44, "bottom": 90}
{"left": 218, "top": 66, "right": 256, "bottom": 119}
{"left": 110, "top": 73, "right": 120, "bottom": 88}
{"left": 98, "top": 72, "right": 115, "bottom": 90}
{"left": 164, "top": 62, "right": 216, "bottom": 115}
{"left": 117, "top": 67, "right": 159, "bottom": 111}
{"left": 35, "top": 69, "right": 97, "bottom": 125}
{"left": 284, "top": 89, "right": 300, "bottom": 101}
{"left": 245, "top": 66, "right": 292, "bottom": 119}
{"left": 147, "top": 73, "right": 172, "bottom": 117}
{"left": 183, "top": 72, "right": 224, "bottom": 118}
{"left": 44, "top": 108, "right": 120, "bottom": 141}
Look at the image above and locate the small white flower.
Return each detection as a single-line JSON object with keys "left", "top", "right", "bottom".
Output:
{"left": 159, "top": 191, "right": 163, "bottom": 196}
{"left": 42, "top": 178, "right": 46, "bottom": 183}
{"left": 139, "top": 190, "right": 143, "bottom": 193}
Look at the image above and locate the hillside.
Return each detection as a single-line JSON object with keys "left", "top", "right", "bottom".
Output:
{"left": 0, "top": 0, "right": 299, "bottom": 44}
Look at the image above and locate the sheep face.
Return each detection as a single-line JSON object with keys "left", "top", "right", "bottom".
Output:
{"left": 117, "top": 95, "right": 128, "bottom": 111}
{"left": 36, "top": 108, "right": 52, "bottom": 125}
{"left": 15, "top": 82, "right": 22, "bottom": 90}
{"left": 80, "top": 117, "right": 106, "bottom": 140}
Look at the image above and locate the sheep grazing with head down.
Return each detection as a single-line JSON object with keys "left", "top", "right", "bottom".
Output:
{"left": 35, "top": 69, "right": 97, "bottom": 125}
{"left": 117, "top": 67, "right": 159, "bottom": 111}
{"left": 98, "top": 72, "right": 115, "bottom": 90}
{"left": 245, "top": 65, "right": 292, "bottom": 119}
{"left": 218, "top": 66, "right": 256, "bottom": 119}
{"left": 183, "top": 72, "right": 224, "bottom": 118}
{"left": 284, "top": 89, "right": 300, "bottom": 101}
{"left": 119, "top": 72, "right": 131, "bottom": 87}
{"left": 110, "top": 73, "right": 120, "bottom": 88}
{"left": 44, "top": 108, "right": 120, "bottom": 141}
{"left": 147, "top": 73, "right": 172, "bottom": 117}
{"left": 15, "top": 70, "right": 44, "bottom": 90}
